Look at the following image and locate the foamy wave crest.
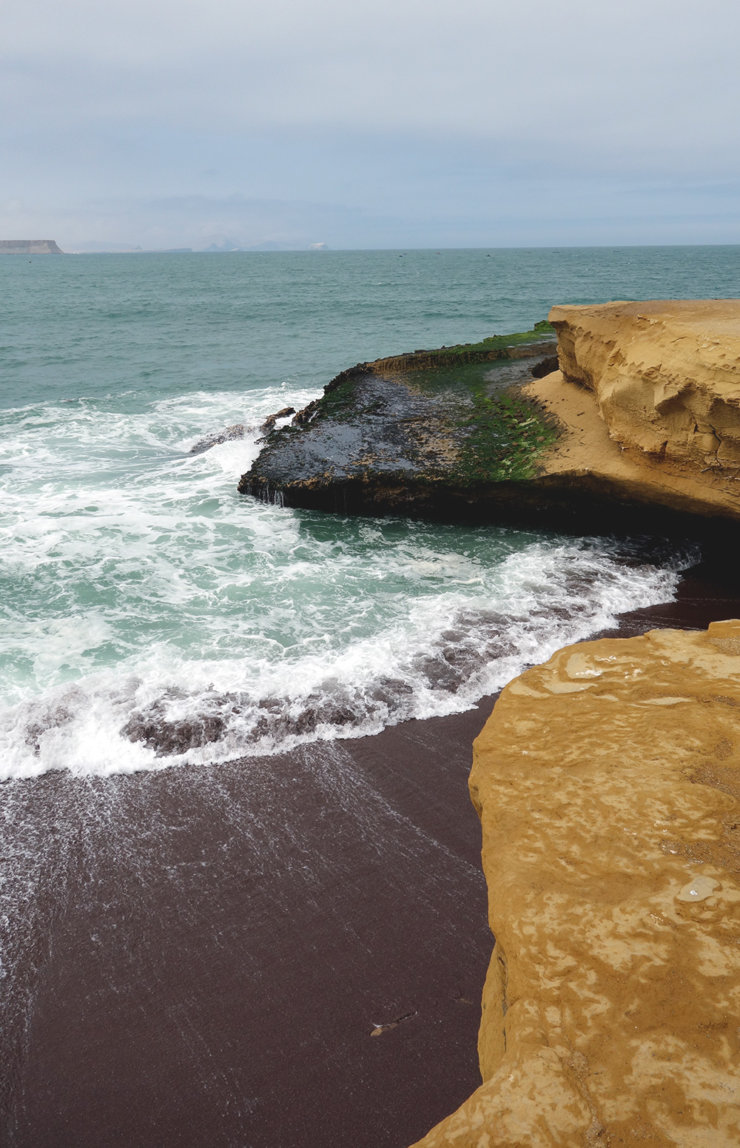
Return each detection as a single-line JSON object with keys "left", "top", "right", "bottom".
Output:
{"left": 0, "top": 540, "right": 686, "bottom": 779}
{"left": 0, "top": 378, "right": 693, "bottom": 780}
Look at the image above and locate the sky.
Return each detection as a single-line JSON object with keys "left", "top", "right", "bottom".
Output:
{"left": 2, "top": 0, "right": 739, "bottom": 250}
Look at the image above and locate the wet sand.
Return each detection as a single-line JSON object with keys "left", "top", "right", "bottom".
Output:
{"left": 2, "top": 557, "right": 739, "bottom": 1148}
{"left": 2, "top": 703, "right": 495, "bottom": 1148}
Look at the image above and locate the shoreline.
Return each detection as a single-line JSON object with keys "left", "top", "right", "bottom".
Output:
{"left": 3, "top": 555, "right": 740, "bottom": 1147}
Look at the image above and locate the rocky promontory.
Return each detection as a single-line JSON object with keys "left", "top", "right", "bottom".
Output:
{"left": 237, "top": 304, "right": 740, "bottom": 1141}
{"left": 0, "top": 239, "right": 63, "bottom": 254}
{"left": 415, "top": 621, "right": 740, "bottom": 1147}
{"left": 240, "top": 300, "right": 740, "bottom": 537}
{"left": 238, "top": 323, "right": 562, "bottom": 521}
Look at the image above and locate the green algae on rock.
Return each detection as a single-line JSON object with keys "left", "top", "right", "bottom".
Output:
{"left": 238, "top": 324, "right": 560, "bottom": 520}
{"left": 240, "top": 302, "right": 740, "bottom": 540}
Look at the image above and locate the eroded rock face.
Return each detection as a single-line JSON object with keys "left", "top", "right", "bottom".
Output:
{"left": 550, "top": 300, "right": 740, "bottom": 472}
{"left": 415, "top": 621, "right": 740, "bottom": 1147}
{"left": 521, "top": 301, "right": 740, "bottom": 529}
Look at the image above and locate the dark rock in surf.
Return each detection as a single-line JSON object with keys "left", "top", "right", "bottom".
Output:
{"left": 238, "top": 305, "right": 740, "bottom": 543}
{"left": 190, "top": 424, "right": 246, "bottom": 454}
{"left": 238, "top": 324, "right": 563, "bottom": 522}
{"left": 259, "top": 406, "right": 295, "bottom": 434}
{"left": 121, "top": 703, "right": 227, "bottom": 755}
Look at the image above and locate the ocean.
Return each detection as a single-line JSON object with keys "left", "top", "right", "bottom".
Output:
{"left": 2, "top": 246, "right": 738, "bottom": 779}
{"left": 1, "top": 245, "right": 739, "bottom": 1146}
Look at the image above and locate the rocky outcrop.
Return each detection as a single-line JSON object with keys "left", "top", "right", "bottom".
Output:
{"left": 0, "top": 240, "right": 63, "bottom": 254}
{"left": 238, "top": 324, "right": 561, "bottom": 522}
{"left": 239, "top": 302, "right": 740, "bottom": 537}
{"left": 189, "top": 423, "right": 247, "bottom": 454}
{"left": 414, "top": 621, "right": 740, "bottom": 1147}
{"left": 550, "top": 300, "right": 740, "bottom": 471}
{"left": 525, "top": 300, "right": 740, "bottom": 526}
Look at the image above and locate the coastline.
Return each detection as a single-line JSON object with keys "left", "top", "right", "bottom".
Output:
{"left": 3, "top": 555, "right": 740, "bottom": 1147}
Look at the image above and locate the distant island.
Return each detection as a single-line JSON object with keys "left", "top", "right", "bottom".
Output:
{"left": 0, "top": 240, "right": 63, "bottom": 254}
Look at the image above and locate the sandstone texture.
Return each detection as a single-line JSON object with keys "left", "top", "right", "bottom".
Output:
{"left": 414, "top": 621, "right": 740, "bottom": 1147}
{"left": 526, "top": 300, "right": 740, "bottom": 525}
{"left": 551, "top": 300, "right": 740, "bottom": 471}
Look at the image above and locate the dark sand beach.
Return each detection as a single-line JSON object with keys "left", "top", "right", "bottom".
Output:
{"left": 3, "top": 556, "right": 739, "bottom": 1148}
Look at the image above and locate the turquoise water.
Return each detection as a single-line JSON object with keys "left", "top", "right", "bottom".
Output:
{"left": 3, "top": 247, "right": 739, "bottom": 410}
{"left": 1, "top": 247, "right": 733, "bottom": 777}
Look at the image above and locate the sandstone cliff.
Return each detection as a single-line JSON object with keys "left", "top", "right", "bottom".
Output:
{"left": 414, "top": 621, "right": 740, "bottom": 1147}
{"left": 551, "top": 300, "right": 740, "bottom": 471}
{"left": 527, "top": 300, "right": 740, "bottom": 525}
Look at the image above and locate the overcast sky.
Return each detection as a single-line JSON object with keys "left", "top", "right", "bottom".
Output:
{"left": 2, "top": 0, "right": 739, "bottom": 250}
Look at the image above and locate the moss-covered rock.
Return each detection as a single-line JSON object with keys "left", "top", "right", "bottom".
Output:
{"left": 238, "top": 326, "right": 561, "bottom": 522}
{"left": 238, "top": 304, "right": 740, "bottom": 540}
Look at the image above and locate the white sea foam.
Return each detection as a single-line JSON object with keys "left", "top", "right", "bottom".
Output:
{"left": 0, "top": 381, "right": 692, "bottom": 780}
{"left": 0, "top": 538, "right": 686, "bottom": 778}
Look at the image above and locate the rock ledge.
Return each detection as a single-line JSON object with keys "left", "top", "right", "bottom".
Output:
{"left": 415, "top": 621, "right": 740, "bottom": 1147}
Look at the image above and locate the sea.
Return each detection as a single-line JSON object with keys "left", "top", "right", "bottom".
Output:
{"left": 1, "top": 245, "right": 738, "bottom": 781}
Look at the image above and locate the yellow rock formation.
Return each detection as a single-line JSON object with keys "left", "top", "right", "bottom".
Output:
{"left": 414, "top": 622, "right": 740, "bottom": 1147}
{"left": 525, "top": 300, "right": 740, "bottom": 523}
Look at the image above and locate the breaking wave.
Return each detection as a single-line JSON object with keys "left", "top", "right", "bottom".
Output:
{"left": 0, "top": 380, "right": 687, "bottom": 782}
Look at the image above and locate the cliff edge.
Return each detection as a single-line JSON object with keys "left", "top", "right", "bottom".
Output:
{"left": 414, "top": 621, "right": 740, "bottom": 1147}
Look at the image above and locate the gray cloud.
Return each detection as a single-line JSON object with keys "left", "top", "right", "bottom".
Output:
{"left": 2, "top": 0, "right": 739, "bottom": 247}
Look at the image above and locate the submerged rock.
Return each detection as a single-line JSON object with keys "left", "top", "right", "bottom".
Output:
{"left": 189, "top": 423, "right": 246, "bottom": 454}
{"left": 121, "top": 698, "right": 227, "bottom": 754}
{"left": 414, "top": 621, "right": 740, "bottom": 1147}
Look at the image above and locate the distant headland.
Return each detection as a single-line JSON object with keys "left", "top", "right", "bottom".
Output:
{"left": 0, "top": 239, "right": 63, "bottom": 254}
